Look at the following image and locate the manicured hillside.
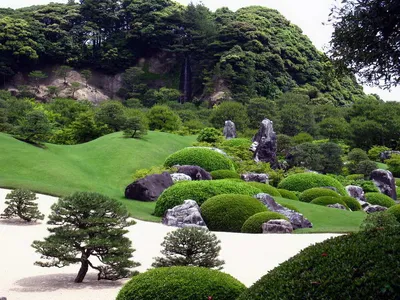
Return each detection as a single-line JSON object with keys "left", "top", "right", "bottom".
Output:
{"left": 0, "top": 132, "right": 196, "bottom": 221}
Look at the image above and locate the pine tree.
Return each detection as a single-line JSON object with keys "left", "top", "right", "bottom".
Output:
{"left": 1, "top": 189, "right": 44, "bottom": 222}
{"left": 32, "top": 192, "right": 139, "bottom": 283}
{"left": 152, "top": 227, "right": 225, "bottom": 270}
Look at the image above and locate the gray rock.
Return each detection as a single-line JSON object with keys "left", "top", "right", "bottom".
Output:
{"left": 262, "top": 219, "right": 293, "bottom": 234}
{"left": 250, "top": 118, "right": 278, "bottom": 168}
{"left": 170, "top": 173, "right": 192, "bottom": 183}
{"left": 241, "top": 173, "right": 269, "bottom": 184}
{"left": 162, "top": 200, "right": 207, "bottom": 228}
{"left": 327, "top": 203, "right": 348, "bottom": 210}
{"left": 364, "top": 205, "right": 388, "bottom": 214}
{"left": 125, "top": 172, "right": 173, "bottom": 202}
{"left": 0, "top": 297, "right": 7, "bottom": 300}
{"left": 255, "top": 193, "right": 313, "bottom": 229}
{"left": 370, "top": 169, "right": 397, "bottom": 200}
{"left": 346, "top": 185, "right": 366, "bottom": 202}
{"left": 380, "top": 150, "right": 400, "bottom": 162}
{"left": 359, "top": 200, "right": 370, "bottom": 208}
{"left": 223, "top": 120, "right": 237, "bottom": 140}
{"left": 177, "top": 165, "right": 212, "bottom": 181}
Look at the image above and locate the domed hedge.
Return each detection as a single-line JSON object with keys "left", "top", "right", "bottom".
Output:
{"left": 299, "top": 187, "right": 341, "bottom": 203}
{"left": 246, "top": 182, "right": 282, "bottom": 197}
{"left": 237, "top": 228, "right": 400, "bottom": 300}
{"left": 117, "top": 266, "right": 246, "bottom": 300}
{"left": 277, "top": 189, "right": 299, "bottom": 200}
{"left": 281, "top": 203, "right": 300, "bottom": 213}
{"left": 210, "top": 169, "right": 241, "bottom": 180}
{"left": 387, "top": 205, "right": 400, "bottom": 222}
{"left": 201, "top": 194, "right": 268, "bottom": 232}
{"left": 241, "top": 212, "right": 288, "bottom": 233}
{"left": 341, "top": 196, "right": 363, "bottom": 211}
{"left": 365, "top": 192, "right": 396, "bottom": 208}
{"left": 164, "top": 147, "right": 234, "bottom": 172}
{"left": 277, "top": 173, "right": 346, "bottom": 195}
{"left": 310, "top": 196, "right": 349, "bottom": 209}
{"left": 154, "top": 180, "right": 262, "bottom": 217}
{"left": 220, "top": 138, "right": 251, "bottom": 148}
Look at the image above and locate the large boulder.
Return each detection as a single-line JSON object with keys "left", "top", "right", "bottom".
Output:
{"left": 170, "top": 173, "right": 192, "bottom": 183}
{"left": 250, "top": 118, "right": 278, "bottom": 168}
{"left": 262, "top": 219, "right": 293, "bottom": 234}
{"left": 223, "top": 120, "right": 237, "bottom": 140}
{"left": 364, "top": 204, "right": 388, "bottom": 214}
{"left": 176, "top": 165, "right": 212, "bottom": 181}
{"left": 162, "top": 200, "right": 207, "bottom": 228}
{"left": 327, "top": 203, "right": 347, "bottom": 210}
{"left": 346, "top": 185, "right": 366, "bottom": 202}
{"left": 125, "top": 172, "right": 173, "bottom": 202}
{"left": 241, "top": 173, "right": 269, "bottom": 184}
{"left": 370, "top": 169, "right": 397, "bottom": 200}
{"left": 255, "top": 193, "right": 312, "bottom": 229}
{"left": 380, "top": 150, "right": 400, "bottom": 162}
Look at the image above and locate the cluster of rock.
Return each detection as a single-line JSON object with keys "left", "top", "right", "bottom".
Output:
{"left": 263, "top": 219, "right": 293, "bottom": 233}
{"left": 379, "top": 150, "right": 400, "bottom": 162}
{"left": 162, "top": 200, "right": 207, "bottom": 229}
{"left": 250, "top": 118, "right": 278, "bottom": 168}
{"left": 241, "top": 173, "right": 269, "bottom": 184}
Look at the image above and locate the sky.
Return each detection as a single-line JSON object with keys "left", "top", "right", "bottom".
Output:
{"left": 2, "top": 0, "right": 400, "bottom": 101}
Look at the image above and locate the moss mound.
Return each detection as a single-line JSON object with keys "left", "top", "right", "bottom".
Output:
{"left": 341, "top": 196, "right": 363, "bottom": 211}
{"left": 241, "top": 212, "right": 288, "bottom": 233}
{"left": 365, "top": 192, "right": 396, "bottom": 208}
{"left": 210, "top": 169, "right": 241, "bottom": 180}
{"left": 387, "top": 205, "right": 400, "bottom": 223}
{"left": 154, "top": 180, "right": 262, "bottom": 217}
{"left": 246, "top": 182, "right": 282, "bottom": 197}
{"left": 310, "top": 196, "right": 349, "bottom": 209}
{"left": 299, "top": 187, "right": 341, "bottom": 203}
{"left": 277, "top": 189, "right": 299, "bottom": 200}
{"left": 201, "top": 194, "right": 268, "bottom": 232}
{"left": 117, "top": 266, "right": 246, "bottom": 300}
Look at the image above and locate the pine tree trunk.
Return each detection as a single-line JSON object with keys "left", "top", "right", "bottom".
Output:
{"left": 74, "top": 259, "right": 89, "bottom": 283}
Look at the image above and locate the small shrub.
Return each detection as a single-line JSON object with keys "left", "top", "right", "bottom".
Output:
{"left": 210, "top": 169, "right": 241, "bottom": 180}
{"left": 360, "top": 211, "right": 399, "bottom": 231}
{"left": 241, "top": 212, "right": 288, "bottom": 233}
{"left": 368, "top": 145, "right": 391, "bottom": 161}
{"left": 281, "top": 203, "right": 300, "bottom": 212}
{"left": 277, "top": 189, "right": 299, "bottom": 200}
{"left": 164, "top": 147, "right": 234, "bottom": 172}
{"left": 346, "top": 174, "right": 365, "bottom": 180}
{"left": 299, "top": 188, "right": 341, "bottom": 203}
{"left": 201, "top": 194, "right": 268, "bottom": 232}
{"left": 132, "top": 166, "right": 176, "bottom": 181}
{"left": 386, "top": 205, "right": 400, "bottom": 223}
{"left": 352, "top": 160, "right": 378, "bottom": 177}
{"left": 278, "top": 173, "right": 346, "bottom": 195}
{"left": 310, "top": 196, "right": 349, "bottom": 209}
{"left": 220, "top": 138, "right": 251, "bottom": 148}
{"left": 0, "top": 189, "right": 44, "bottom": 222}
{"left": 154, "top": 180, "right": 262, "bottom": 216}
{"left": 365, "top": 192, "right": 396, "bottom": 208}
{"left": 197, "top": 127, "right": 222, "bottom": 144}
{"left": 246, "top": 182, "right": 282, "bottom": 197}
{"left": 386, "top": 154, "right": 400, "bottom": 177}
{"left": 341, "top": 196, "right": 362, "bottom": 211}
{"left": 117, "top": 266, "right": 246, "bottom": 300}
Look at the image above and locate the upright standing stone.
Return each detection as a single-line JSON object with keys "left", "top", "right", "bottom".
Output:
{"left": 346, "top": 185, "right": 366, "bottom": 202}
{"left": 250, "top": 118, "right": 278, "bottom": 167}
{"left": 223, "top": 120, "right": 237, "bottom": 140}
{"left": 370, "top": 169, "right": 397, "bottom": 200}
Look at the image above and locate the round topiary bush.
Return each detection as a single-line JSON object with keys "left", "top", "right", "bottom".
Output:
{"left": 201, "top": 194, "right": 268, "bottom": 232}
{"left": 365, "top": 192, "right": 396, "bottom": 208}
{"left": 341, "top": 196, "right": 363, "bottom": 211}
{"left": 241, "top": 212, "right": 288, "bottom": 233}
{"left": 210, "top": 169, "right": 241, "bottom": 180}
{"left": 310, "top": 196, "right": 349, "bottom": 209}
{"left": 220, "top": 138, "right": 251, "bottom": 148}
{"left": 246, "top": 182, "right": 282, "bottom": 197}
{"left": 299, "top": 187, "right": 341, "bottom": 203}
{"left": 154, "top": 180, "right": 262, "bottom": 217}
{"left": 164, "top": 147, "right": 234, "bottom": 172}
{"left": 277, "top": 189, "right": 299, "bottom": 200}
{"left": 277, "top": 173, "right": 346, "bottom": 195}
{"left": 281, "top": 203, "right": 300, "bottom": 212}
{"left": 237, "top": 228, "right": 400, "bottom": 300}
{"left": 387, "top": 204, "right": 400, "bottom": 222}
{"left": 117, "top": 266, "right": 246, "bottom": 300}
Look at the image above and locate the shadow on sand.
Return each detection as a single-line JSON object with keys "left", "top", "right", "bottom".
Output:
{"left": 0, "top": 219, "right": 43, "bottom": 226}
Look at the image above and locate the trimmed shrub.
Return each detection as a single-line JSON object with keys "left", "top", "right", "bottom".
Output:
{"left": 360, "top": 211, "right": 400, "bottom": 231}
{"left": 164, "top": 147, "right": 234, "bottom": 172}
{"left": 346, "top": 174, "right": 365, "bottom": 181}
{"left": 210, "top": 169, "right": 241, "bottom": 180}
{"left": 238, "top": 228, "right": 400, "bottom": 300}
{"left": 246, "top": 182, "right": 282, "bottom": 197}
{"left": 281, "top": 203, "right": 300, "bottom": 212}
{"left": 154, "top": 180, "right": 262, "bottom": 217}
{"left": 201, "top": 194, "right": 268, "bottom": 232}
{"left": 387, "top": 205, "right": 400, "bottom": 223}
{"left": 196, "top": 127, "right": 222, "bottom": 144}
{"left": 117, "top": 266, "right": 246, "bottom": 300}
{"left": 341, "top": 196, "right": 363, "bottom": 211}
{"left": 241, "top": 212, "right": 288, "bottom": 233}
{"left": 299, "top": 187, "right": 341, "bottom": 203}
{"left": 277, "top": 189, "right": 299, "bottom": 201}
{"left": 310, "top": 196, "right": 349, "bottom": 209}
{"left": 365, "top": 192, "right": 396, "bottom": 208}
{"left": 277, "top": 173, "right": 346, "bottom": 195}
{"left": 220, "top": 138, "right": 251, "bottom": 148}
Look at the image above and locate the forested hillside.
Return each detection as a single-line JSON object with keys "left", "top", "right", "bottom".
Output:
{"left": 0, "top": 0, "right": 365, "bottom": 105}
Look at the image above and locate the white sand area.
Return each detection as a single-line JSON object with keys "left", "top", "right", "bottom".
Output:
{"left": 0, "top": 188, "right": 341, "bottom": 300}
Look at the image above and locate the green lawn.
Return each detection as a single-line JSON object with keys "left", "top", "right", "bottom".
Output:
{"left": 0, "top": 132, "right": 196, "bottom": 221}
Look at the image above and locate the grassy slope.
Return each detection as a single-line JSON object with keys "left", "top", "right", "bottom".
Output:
{"left": 0, "top": 132, "right": 196, "bottom": 221}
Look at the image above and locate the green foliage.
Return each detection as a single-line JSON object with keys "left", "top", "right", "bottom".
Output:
{"left": 80, "top": 69, "right": 92, "bottom": 87}
{"left": 210, "top": 102, "right": 249, "bottom": 131}
{"left": 95, "top": 101, "right": 126, "bottom": 132}
{"left": 241, "top": 212, "right": 288, "bottom": 233}
{"left": 360, "top": 212, "right": 400, "bottom": 232}
{"left": 210, "top": 169, "right": 240, "bottom": 180}
{"left": 368, "top": 145, "right": 391, "bottom": 161}
{"left": 352, "top": 160, "right": 378, "bottom": 176}
{"left": 340, "top": 196, "right": 362, "bottom": 211}
{"left": 132, "top": 165, "right": 176, "bottom": 181}
{"left": 123, "top": 111, "right": 148, "bottom": 139}
{"left": 238, "top": 228, "right": 400, "bottom": 300}
{"left": 246, "top": 182, "right": 282, "bottom": 197}
{"left": 386, "top": 154, "right": 400, "bottom": 177}
{"left": 310, "top": 196, "right": 349, "bottom": 209}
{"left": 28, "top": 70, "right": 47, "bottom": 88}
{"left": 54, "top": 65, "right": 72, "bottom": 84}
{"left": 0, "top": 189, "right": 44, "bottom": 222}
{"left": 346, "top": 174, "right": 365, "bottom": 181}
{"left": 147, "top": 105, "right": 181, "bottom": 132}
{"left": 386, "top": 205, "right": 400, "bottom": 223}
{"left": 31, "top": 192, "right": 139, "bottom": 283}
{"left": 14, "top": 110, "right": 51, "bottom": 143}
{"left": 281, "top": 203, "right": 300, "bottom": 212}
{"left": 278, "top": 173, "right": 346, "bottom": 195}
{"left": 299, "top": 188, "right": 341, "bottom": 203}
{"left": 69, "top": 82, "right": 81, "bottom": 98}
{"left": 292, "top": 132, "right": 313, "bottom": 144}
{"left": 116, "top": 267, "right": 246, "bottom": 300}
{"left": 196, "top": 127, "right": 222, "bottom": 144}
{"left": 200, "top": 194, "right": 268, "bottom": 232}
{"left": 365, "top": 192, "right": 396, "bottom": 208}
{"left": 164, "top": 147, "right": 234, "bottom": 172}
{"left": 277, "top": 189, "right": 299, "bottom": 200}
{"left": 152, "top": 227, "right": 224, "bottom": 269}
{"left": 318, "top": 117, "right": 350, "bottom": 140}
{"left": 348, "top": 147, "right": 369, "bottom": 164}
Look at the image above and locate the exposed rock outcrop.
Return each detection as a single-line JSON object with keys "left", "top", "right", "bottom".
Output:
{"left": 262, "top": 219, "right": 293, "bottom": 234}
{"left": 162, "top": 200, "right": 207, "bottom": 228}
{"left": 176, "top": 165, "right": 212, "bottom": 181}
{"left": 370, "top": 169, "right": 397, "bottom": 200}
{"left": 170, "top": 173, "right": 192, "bottom": 183}
{"left": 364, "top": 205, "right": 388, "bottom": 214}
{"left": 125, "top": 172, "right": 173, "bottom": 202}
{"left": 223, "top": 120, "right": 237, "bottom": 140}
{"left": 346, "top": 185, "right": 366, "bottom": 202}
{"left": 250, "top": 118, "right": 278, "bottom": 167}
